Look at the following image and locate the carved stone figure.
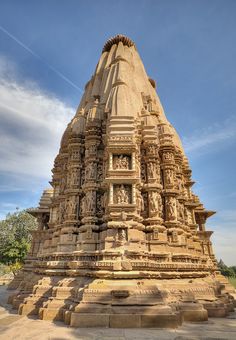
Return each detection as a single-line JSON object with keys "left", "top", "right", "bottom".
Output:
{"left": 147, "top": 162, "right": 156, "bottom": 179}
{"left": 86, "top": 162, "right": 97, "bottom": 180}
{"left": 70, "top": 168, "right": 80, "bottom": 186}
{"left": 118, "top": 228, "right": 127, "bottom": 242}
{"left": 149, "top": 192, "right": 159, "bottom": 213}
{"left": 59, "top": 202, "right": 66, "bottom": 222}
{"left": 203, "top": 244, "right": 208, "bottom": 255}
{"left": 185, "top": 208, "right": 192, "bottom": 224}
{"left": 136, "top": 190, "right": 144, "bottom": 213}
{"left": 172, "top": 230, "right": 178, "bottom": 242}
{"left": 165, "top": 169, "right": 173, "bottom": 184}
{"left": 60, "top": 177, "right": 66, "bottom": 192}
{"left": 115, "top": 185, "right": 129, "bottom": 204}
{"left": 177, "top": 177, "right": 183, "bottom": 192}
{"left": 87, "top": 191, "right": 96, "bottom": 213}
{"left": 141, "top": 163, "right": 146, "bottom": 182}
{"left": 80, "top": 196, "right": 86, "bottom": 215}
{"left": 178, "top": 201, "right": 185, "bottom": 220}
{"left": 166, "top": 197, "right": 176, "bottom": 220}
{"left": 114, "top": 155, "right": 130, "bottom": 170}
{"left": 67, "top": 197, "right": 76, "bottom": 216}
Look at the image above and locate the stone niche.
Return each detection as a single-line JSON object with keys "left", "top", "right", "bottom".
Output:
{"left": 112, "top": 154, "right": 132, "bottom": 170}
{"left": 113, "top": 184, "right": 132, "bottom": 204}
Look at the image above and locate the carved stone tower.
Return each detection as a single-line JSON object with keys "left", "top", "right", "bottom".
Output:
{"left": 9, "top": 35, "right": 235, "bottom": 328}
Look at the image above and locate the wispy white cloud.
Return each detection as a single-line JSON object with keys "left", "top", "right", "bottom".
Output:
{"left": 183, "top": 117, "right": 236, "bottom": 153}
{"left": 0, "top": 56, "right": 75, "bottom": 178}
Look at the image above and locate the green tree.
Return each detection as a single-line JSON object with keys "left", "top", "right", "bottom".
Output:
{"left": 230, "top": 266, "right": 236, "bottom": 276}
{"left": 0, "top": 210, "right": 37, "bottom": 273}
{"left": 218, "top": 259, "right": 236, "bottom": 278}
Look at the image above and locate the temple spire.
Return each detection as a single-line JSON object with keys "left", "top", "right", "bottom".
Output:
{"left": 9, "top": 34, "right": 235, "bottom": 329}
{"left": 102, "top": 34, "right": 135, "bottom": 52}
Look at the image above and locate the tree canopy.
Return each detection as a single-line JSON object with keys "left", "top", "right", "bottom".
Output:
{"left": 0, "top": 210, "right": 37, "bottom": 266}
{"left": 218, "top": 259, "right": 236, "bottom": 278}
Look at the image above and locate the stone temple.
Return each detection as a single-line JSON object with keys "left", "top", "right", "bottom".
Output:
{"left": 9, "top": 34, "right": 235, "bottom": 328}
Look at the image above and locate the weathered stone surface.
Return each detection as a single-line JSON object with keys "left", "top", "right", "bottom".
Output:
{"left": 70, "top": 313, "right": 110, "bottom": 327}
{"left": 8, "top": 34, "right": 235, "bottom": 328}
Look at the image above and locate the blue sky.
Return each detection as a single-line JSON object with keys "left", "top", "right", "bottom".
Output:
{"left": 0, "top": 0, "right": 235, "bottom": 265}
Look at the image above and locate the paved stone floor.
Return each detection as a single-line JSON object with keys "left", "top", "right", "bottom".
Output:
{"left": 0, "top": 286, "right": 236, "bottom": 340}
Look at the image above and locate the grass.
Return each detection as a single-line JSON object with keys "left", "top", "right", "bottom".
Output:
{"left": 229, "top": 277, "right": 236, "bottom": 288}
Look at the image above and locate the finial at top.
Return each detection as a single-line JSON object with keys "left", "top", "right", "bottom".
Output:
{"left": 102, "top": 34, "right": 135, "bottom": 53}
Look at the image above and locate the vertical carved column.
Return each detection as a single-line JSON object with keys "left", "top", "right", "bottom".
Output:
{"left": 159, "top": 123, "right": 181, "bottom": 249}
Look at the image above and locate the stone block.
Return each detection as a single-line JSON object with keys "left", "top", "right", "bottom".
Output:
{"left": 181, "top": 310, "right": 208, "bottom": 322}
{"left": 70, "top": 313, "right": 109, "bottom": 327}
{"left": 109, "top": 314, "right": 141, "bottom": 328}
{"left": 19, "top": 303, "right": 39, "bottom": 316}
{"left": 203, "top": 302, "right": 228, "bottom": 317}
{"left": 179, "top": 303, "right": 208, "bottom": 322}
{"left": 141, "top": 314, "right": 181, "bottom": 328}
{"left": 39, "top": 308, "right": 63, "bottom": 321}
{"left": 64, "top": 310, "right": 72, "bottom": 325}
{"left": 206, "top": 307, "right": 227, "bottom": 318}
